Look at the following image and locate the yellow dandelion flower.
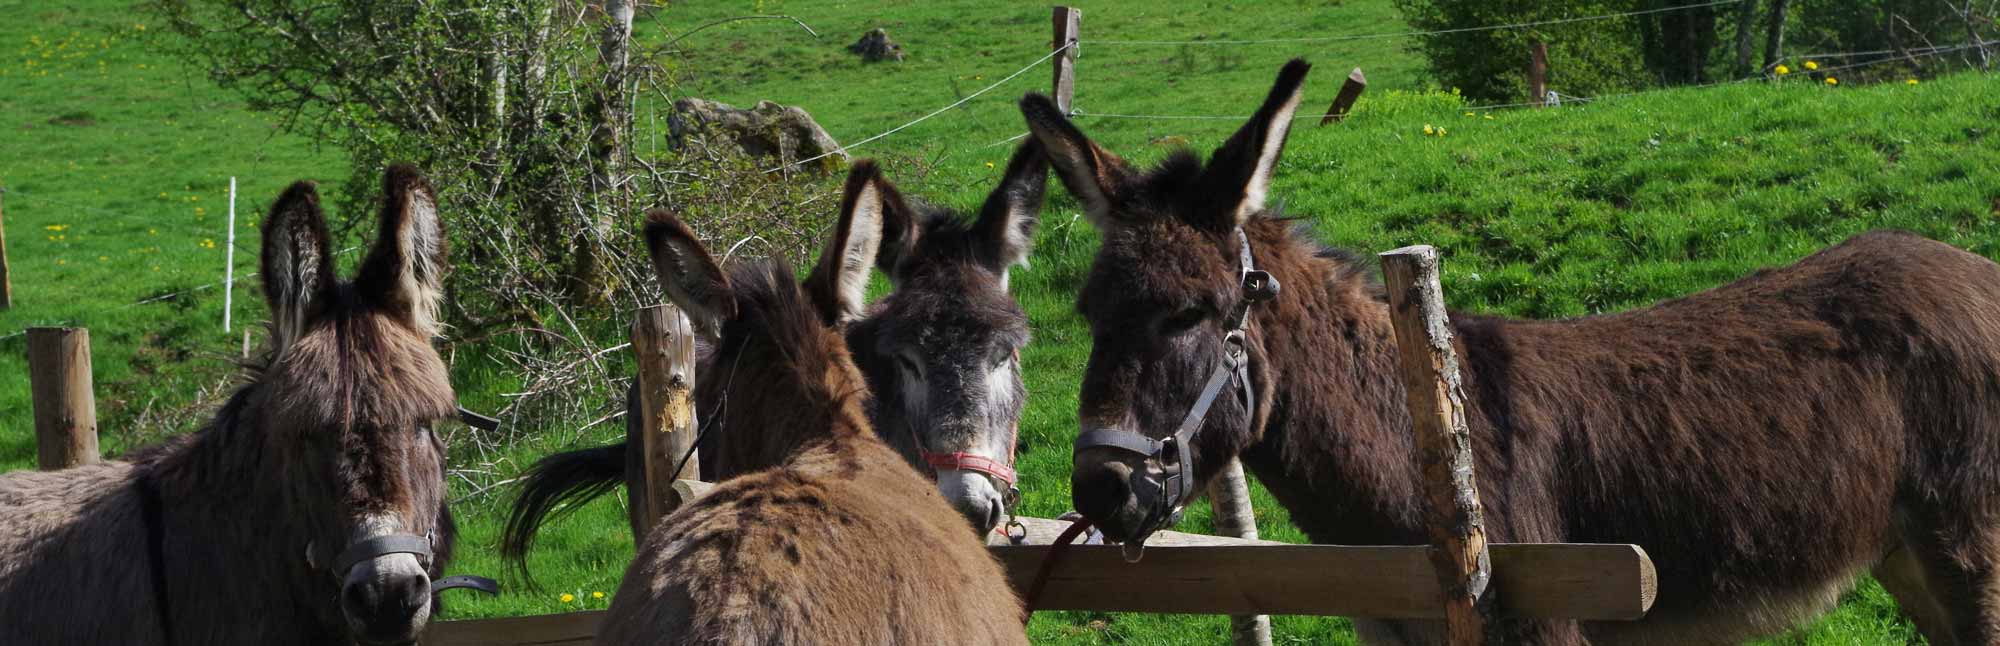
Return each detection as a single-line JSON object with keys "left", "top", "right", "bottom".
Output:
{"left": 1464, "top": 112, "right": 1474, "bottom": 117}
{"left": 984, "top": 162, "right": 995, "bottom": 169}
{"left": 148, "top": 228, "right": 157, "bottom": 235}
{"left": 1423, "top": 124, "right": 1435, "bottom": 135}
{"left": 1437, "top": 127, "right": 1447, "bottom": 137}
{"left": 1483, "top": 114, "right": 1495, "bottom": 120}
{"left": 1803, "top": 60, "right": 1818, "bottom": 71}
{"left": 559, "top": 593, "right": 576, "bottom": 603}
{"left": 57, "top": 258, "right": 66, "bottom": 265}
{"left": 134, "top": 24, "right": 145, "bottom": 31}
{"left": 1907, "top": 78, "right": 1919, "bottom": 85}
{"left": 1775, "top": 64, "right": 1790, "bottom": 75}
{"left": 1825, "top": 77, "right": 1838, "bottom": 86}
{"left": 195, "top": 207, "right": 206, "bottom": 215}
{"left": 97, "top": 256, "right": 107, "bottom": 262}
{"left": 592, "top": 591, "right": 606, "bottom": 600}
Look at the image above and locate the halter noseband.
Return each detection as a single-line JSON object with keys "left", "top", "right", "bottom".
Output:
{"left": 306, "top": 531, "right": 502, "bottom": 596}
{"left": 1071, "top": 229, "right": 1279, "bottom": 539}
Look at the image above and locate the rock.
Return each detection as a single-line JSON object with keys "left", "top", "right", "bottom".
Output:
{"left": 847, "top": 28, "right": 905, "bottom": 63}
{"left": 668, "top": 98, "right": 846, "bottom": 173}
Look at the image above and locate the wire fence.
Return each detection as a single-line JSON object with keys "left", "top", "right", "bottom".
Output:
{"left": 1089, "top": 0, "right": 1739, "bottom": 46}
{"left": 7, "top": 3, "right": 1989, "bottom": 341}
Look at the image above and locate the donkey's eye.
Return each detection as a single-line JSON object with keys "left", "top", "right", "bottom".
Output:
{"left": 1161, "top": 307, "right": 1208, "bottom": 334}
{"left": 897, "top": 355, "right": 924, "bottom": 377}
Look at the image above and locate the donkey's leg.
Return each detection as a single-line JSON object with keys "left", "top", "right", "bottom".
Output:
{"left": 1901, "top": 512, "right": 2000, "bottom": 644}
{"left": 1873, "top": 537, "right": 1958, "bottom": 646}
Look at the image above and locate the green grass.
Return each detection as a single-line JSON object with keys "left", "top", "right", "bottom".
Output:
{"left": 4, "top": 0, "right": 1996, "bottom": 643}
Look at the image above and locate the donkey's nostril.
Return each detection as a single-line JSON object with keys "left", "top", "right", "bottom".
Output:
{"left": 342, "top": 580, "right": 376, "bottom": 617}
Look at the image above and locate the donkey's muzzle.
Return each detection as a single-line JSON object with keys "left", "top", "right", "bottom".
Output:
{"left": 342, "top": 566, "right": 431, "bottom": 644}
{"left": 1070, "top": 448, "right": 1161, "bottom": 543}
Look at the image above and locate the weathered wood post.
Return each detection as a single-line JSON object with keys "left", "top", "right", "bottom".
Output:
{"left": 1380, "top": 246, "right": 1493, "bottom": 646}
{"left": 1051, "top": 6, "right": 1082, "bottom": 114}
{"left": 633, "top": 304, "right": 700, "bottom": 537}
{"left": 1208, "top": 459, "right": 1273, "bottom": 646}
{"left": 1529, "top": 42, "right": 1549, "bottom": 107}
{"left": 1319, "top": 67, "right": 1367, "bottom": 125}
{"left": 27, "top": 327, "right": 100, "bottom": 470}
{"left": 0, "top": 185, "right": 11, "bottom": 309}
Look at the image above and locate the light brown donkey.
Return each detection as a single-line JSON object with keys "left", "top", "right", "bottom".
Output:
{"left": 0, "top": 166, "right": 466, "bottom": 645}
{"left": 595, "top": 207, "right": 1025, "bottom": 645}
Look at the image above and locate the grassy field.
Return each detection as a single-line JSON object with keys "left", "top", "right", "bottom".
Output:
{"left": 4, "top": 0, "right": 1997, "bottom": 643}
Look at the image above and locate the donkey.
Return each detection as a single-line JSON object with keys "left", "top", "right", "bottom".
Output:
{"left": 595, "top": 208, "right": 1026, "bottom": 645}
{"left": 1028, "top": 59, "right": 2000, "bottom": 646}
{"left": 0, "top": 167, "right": 467, "bottom": 645}
{"left": 501, "top": 147, "right": 1045, "bottom": 562}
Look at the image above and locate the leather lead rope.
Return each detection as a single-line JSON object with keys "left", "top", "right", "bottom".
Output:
{"left": 1019, "top": 517, "right": 1095, "bottom": 624}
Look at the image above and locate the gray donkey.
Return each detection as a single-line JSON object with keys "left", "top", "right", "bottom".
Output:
{"left": 503, "top": 144, "right": 1047, "bottom": 566}
{"left": 0, "top": 167, "right": 468, "bottom": 645}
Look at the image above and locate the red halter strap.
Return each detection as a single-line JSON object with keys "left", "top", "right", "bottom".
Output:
{"left": 918, "top": 449, "right": 1017, "bottom": 485}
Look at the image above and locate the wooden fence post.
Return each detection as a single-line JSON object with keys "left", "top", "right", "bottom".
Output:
{"left": 27, "top": 327, "right": 99, "bottom": 470}
{"left": 633, "top": 304, "right": 699, "bottom": 537}
{"left": 0, "top": 186, "right": 11, "bottom": 309}
{"left": 1380, "top": 246, "right": 1493, "bottom": 646}
{"left": 1529, "top": 41, "right": 1549, "bottom": 107}
{"left": 1319, "top": 67, "right": 1367, "bottom": 125}
{"left": 1209, "top": 458, "right": 1273, "bottom": 646}
{"left": 1051, "top": 6, "right": 1081, "bottom": 114}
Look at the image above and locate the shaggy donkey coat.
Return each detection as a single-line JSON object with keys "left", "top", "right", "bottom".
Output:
{"left": 1035, "top": 59, "right": 2000, "bottom": 645}
{"left": 0, "top": 166, "right": 463, "bottom": 645}
{"left": 594, "top": 208, "right": 1024, "bottom": 645}
{"left": 502, "top": 147, "right": 1046, "bottom": 561}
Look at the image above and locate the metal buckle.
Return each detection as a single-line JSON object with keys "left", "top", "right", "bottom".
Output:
{"left": 1242, "top": 269, "right": 1280, "bottom": 302}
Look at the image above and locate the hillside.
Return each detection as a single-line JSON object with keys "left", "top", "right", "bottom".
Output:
{"left": 5, "top": 1, "right": 1998, "bottom": 643}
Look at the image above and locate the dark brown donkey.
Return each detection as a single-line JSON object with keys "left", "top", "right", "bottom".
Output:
{"left": 595, "top": 209, "right": 1025, "bottom": 645}
{"left": 0, "top": 167, "right": 472, "bottom": 645}
{"left": 1029, "top": 59, "right": 2000, "bottom": 645}
{"left": 502, "top": 147, "right": 1045, "bottom": 561}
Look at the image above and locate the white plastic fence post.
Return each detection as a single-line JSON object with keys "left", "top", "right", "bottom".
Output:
{"left": 223, "top": 177, "right": 236, "bottom": 333}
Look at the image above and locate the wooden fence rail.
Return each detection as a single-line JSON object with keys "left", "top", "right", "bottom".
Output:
{"left": 422, "top": 502, "right": 1657, "bottom": 645}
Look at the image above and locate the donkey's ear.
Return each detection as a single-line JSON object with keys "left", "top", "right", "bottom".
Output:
{"left": 354, "top": 165, "right": 449, "bottom": 337}
{"left": 971, "top": 139, "right": 1048, "bottom": 284}
{"left": 261, "top": 181, "right": 337, "bottom": 352}
{"left": 643, "top": 209, "right": 735, "bottom": 335}
{"left": 1196, "top": 59, "right": 1310, "bottom": 230}
{"left": 805, "top": 160, "right": 899, "bottom": 324}
{"left": 1020, "top": 93, "right": 1132, "bottom": 231}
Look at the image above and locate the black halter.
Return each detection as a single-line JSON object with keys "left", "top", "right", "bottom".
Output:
{"left": 1072, "top": 229, "right": 1280, "bottom": 539}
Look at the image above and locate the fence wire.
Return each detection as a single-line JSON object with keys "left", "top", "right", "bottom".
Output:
{"left": 1091, "top": 0, "right": 1738, "bottom": 46}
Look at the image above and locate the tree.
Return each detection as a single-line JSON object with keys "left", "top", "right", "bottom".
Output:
{"left": 149, "top": 0, "right": 649, "bottom": 320}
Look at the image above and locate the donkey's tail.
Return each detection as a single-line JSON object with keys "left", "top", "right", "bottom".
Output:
{"left": 501, "top": 442, "right": 628, "bottom": 574}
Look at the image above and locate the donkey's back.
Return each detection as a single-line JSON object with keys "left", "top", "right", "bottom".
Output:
{"left": 0, "top": 462, "right": 164, "bottom": 643}
{"left": 598, "top": 438, "right": 1024, "bottom": 646}
{"left": 1467, "top": 230, "right": 2000, "bottom": 644}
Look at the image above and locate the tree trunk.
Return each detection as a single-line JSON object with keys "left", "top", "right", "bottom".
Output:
{"left": 1733, "top": 0, "right": 1760, "bottom": 76}
{"left": 573, "top": 0, "right": 634, "bottom": 304}
{"left": 1762, "top": 0, "right": 1791, "bottom": 70}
